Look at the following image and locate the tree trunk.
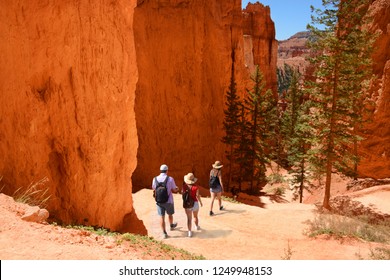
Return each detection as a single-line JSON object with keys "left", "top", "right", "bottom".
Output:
{"left": 323, "top": 61, "right": 339, "bottom": 210}
{"left": 353, "top": 130, "right": 358, "bottom": 180}
{"left": 299, "top": 155, "right": 305, "bottom": 203}
{"left": 226, "top": 144, "right": 233, "bottom": 192}
{"left": 323, "top": 158, "right": 333, "bottom": 210}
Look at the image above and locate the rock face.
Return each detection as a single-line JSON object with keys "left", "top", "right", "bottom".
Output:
{"left": 0, "top": 0, "right": 276, "bottom": 233}
{"left": 277, "top": 31, "right": 311, "bottom": 74}
{"left": 0, "top": 0, "right": 145, "bottom": 233}
{"left": 242, "top": 3, "right": 278, "bottom": 95}
{"left": 131, "top": 1, "right": 277, "bottom": 190}
{"left": 358, "top": 0, "right": 390, "bottom": 178}
{"left": 132, "top": 0, "right": 236, "bottom": 190}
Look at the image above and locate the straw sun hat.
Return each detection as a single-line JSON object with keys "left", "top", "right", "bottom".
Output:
{"left": 184, "top": 173, "right": 198, "bottom": 185}
{"left": 212, "top": 160, "right": 223, "bottom": 169}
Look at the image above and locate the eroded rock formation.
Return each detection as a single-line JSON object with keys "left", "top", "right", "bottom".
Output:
{"left": 358, "top": 0, "right": 390, "bottom": 178}
{"left": 131, "top": 1, "right": 277, "bottom": 190}
{"left": 277, "top": 31, "right": 311, "bottom": 74}
{"left": 242, "top": 3, "right": 278, "bottom": 95}
{"left": 0, "top": 0, "right": 145, "bottom": 233}
{"left": 0, "top": 0, "right": 277, "bottom": 233}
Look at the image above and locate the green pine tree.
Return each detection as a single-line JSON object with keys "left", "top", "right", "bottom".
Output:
{"left": 242, "top": 66, "right": 278, "bottom": 193}
{"left": 277, "top": 63, "right": 295, "bottom": 98}
{"left": 306, "top": 0, "right": 375, "bottom": 209}
{"left": 222, "top": 49, "right": 242, "bottom": 190}
{"left": 280, "top": 70, "right": 309, "bottom": 202}
{"left": 234, "top": 103, "right": 251, "bottom": 191}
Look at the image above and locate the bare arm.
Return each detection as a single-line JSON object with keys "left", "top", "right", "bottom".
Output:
{"left": 168, "top": 177, "right": 179, "bottom": 193}
{"left": 196, "top": 188, "right": 203, "bottom": 206}
{"left": 218, "top": 172, "right": 224, "bottom": 191}
{"left": 171, "top": 185, "right": 179, "bottom": 194}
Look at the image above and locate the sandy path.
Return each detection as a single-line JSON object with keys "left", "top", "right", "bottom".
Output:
{"left": 1, "top": 182, "right": 389, "bottom": 260}
{"left": 347, "top": 185, "right": 390, "bottom": 214}
{"left": 133, "top": 189, "right": 386, "bottom": 260}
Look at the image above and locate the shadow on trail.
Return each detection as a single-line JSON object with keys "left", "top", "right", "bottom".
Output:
{"left": 166, "top": 228, "right": 233, "bottom": 239}
{"left": 195, "top": 229, "right": 233, "bottom": 239}
{"left": 211, "top": 208, "right": 246, "bottom": 216}
{"left": 264, "top": 194, "right": 289, "bottom": 203}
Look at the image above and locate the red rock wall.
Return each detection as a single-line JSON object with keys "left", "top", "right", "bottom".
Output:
{"left": 0, "top": 0, "right": 146, "bottom": 233}
{"left": 0, "top": 0, "right": 277, "bottom": 233}
{"left": 358, "top": 0, "right": 390, "bottom": 178}
{"left": 131, "top": 1, "right": 277, "bottom": 190}
{"left": 132, "top": 0, "right": 241, "bottom": 189}
{"left": 242, "top": 3, "right": 278, "bottom": 95}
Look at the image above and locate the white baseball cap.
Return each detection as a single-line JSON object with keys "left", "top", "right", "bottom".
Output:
{"left": 160, "top": 164, "right": 168, "bottom": 171}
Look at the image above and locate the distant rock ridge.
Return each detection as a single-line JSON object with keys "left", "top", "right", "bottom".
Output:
{"left": 284, "top": 31, "right": 311, "bottom": 40}
{"left": 277, "top": 31, "right": 311, "bottom": 74}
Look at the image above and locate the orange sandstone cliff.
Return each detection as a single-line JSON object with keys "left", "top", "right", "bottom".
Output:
{"left": 0, "top": 1, "right": 277, "bottom": 232}
{"left": 242, "top": 3, "right": 278, "bottom": 95}
{"left": 131, "top": 1, "right": 277, "bottom": 190}
{"left": 0, "top": 0, "right": 145, "bottom": 233}
{"left": 358, "top": 0, "right": 390, "bottom": 178}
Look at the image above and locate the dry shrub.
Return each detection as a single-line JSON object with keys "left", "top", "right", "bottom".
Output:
{"left": 13, "top": 177, "right": 51, "bottom": 208}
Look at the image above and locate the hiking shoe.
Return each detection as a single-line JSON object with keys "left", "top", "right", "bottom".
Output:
{"left": 162, "top": 232, "right": 168, "bottom": 239}
{"left": 188, "top": 231, "right": 192, "bottom": 238}
{"left": 196, "top": 225, "right": 201, "bottom": 230}
{"left": 170, "top": 223, "right": 177, "bottom": 230}
{"left": 220, "top": 206, "right": 224, "bottom": 210}
{"left": 209, "top": 211, "right": 214, "bottom": 216}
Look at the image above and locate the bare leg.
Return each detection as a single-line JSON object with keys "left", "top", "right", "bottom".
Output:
{"left": 193, "top": 210, "right": 199, "bottom": 228}
{"left": 210, "top": 191, "right": 216, "bottom": 212}
{"left": 168, "top": 214, "right": 174, "bottom": 226}
{"left": 217, "top": 192, "right": 222, "bottom": 209}
{"left": 185, "top": 209, "right": 192, "bottom": 231}
{"left": 160, "top": 216, "right": 166, "bottom": 233}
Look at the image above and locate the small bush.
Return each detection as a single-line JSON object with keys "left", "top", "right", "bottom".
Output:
{"left": 274, "top": 187, "right": 285, "bottom": 196}
{"left": 281, "top": 240, "right": 294, "bottom": 260}
{"left": 66, "top": 225, "right": 118, "bottom": 237}
{"left": 13, "top": 177, "right": 51, "bottom": 208}
{"left": 267, "top": 173, "right": 286, "bottom": 184}
{"left": 221, "top": 195, "right": 242, "bottom": 204}
{"left": 67, "top": 225, "right": 205, "bottom": 260}
{"left": 369, "top": 247, "right": 390, "bottom": 260}
{"left": 304, "top": 214, "right": 390, "bottom": 243}
{"left": 120, "top": 232, "right": 205, "bottom": 260}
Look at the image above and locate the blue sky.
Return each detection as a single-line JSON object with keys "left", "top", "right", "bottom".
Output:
{"left": 242, "top": 0, "right": 324, "bottom": 40}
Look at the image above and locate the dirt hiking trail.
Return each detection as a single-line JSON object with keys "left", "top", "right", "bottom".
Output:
{"left": 133, "top": 187, "right": 390, "bottom": 260}
{"left": 1, "top": 176, "right": 389, "bottom": 260}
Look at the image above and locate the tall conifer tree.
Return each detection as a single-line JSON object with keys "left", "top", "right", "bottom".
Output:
{"left": 222, "top": 49, "right": 242, "bottom": 190}
{"left": 243, "top": 66, "right": 278, "bottom": 193}
{"left": 307, "top": 0, "right": 375, "bottom": 209}
{"left": 281, "top": 70, "right": 314, "bottom": 202}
